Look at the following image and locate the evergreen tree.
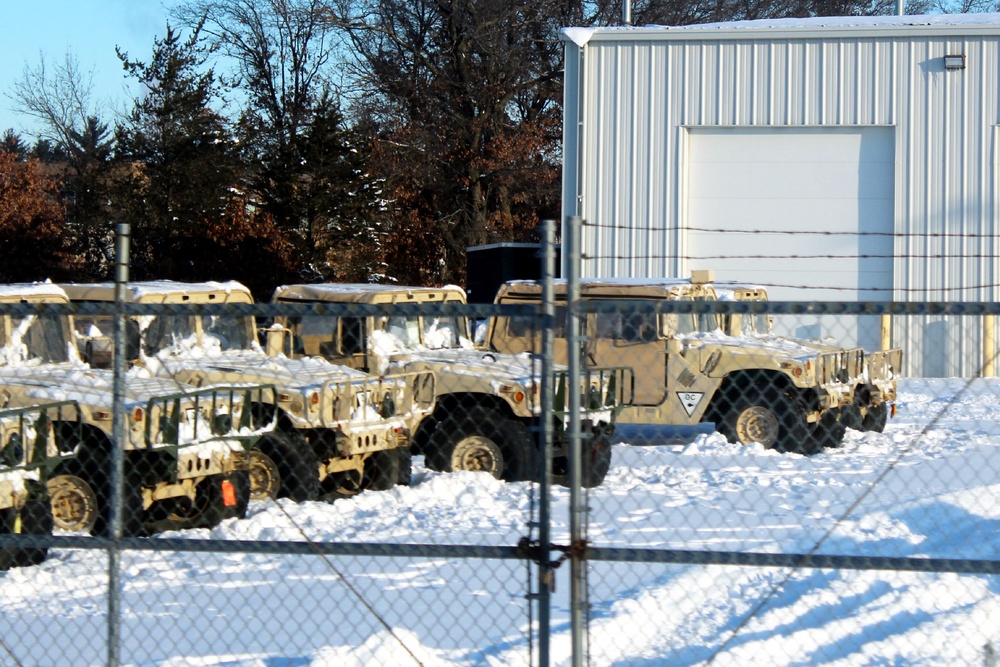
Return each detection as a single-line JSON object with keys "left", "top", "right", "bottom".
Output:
{"left": 114, "top": 23, "right": 239, "bottom": 280}
{"left": 1, "top": 130, "right": 28, "bottom": 159}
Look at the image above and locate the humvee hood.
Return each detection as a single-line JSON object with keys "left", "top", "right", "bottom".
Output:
{"left": 144, "top": 350, "right": 370, "bottom": 389}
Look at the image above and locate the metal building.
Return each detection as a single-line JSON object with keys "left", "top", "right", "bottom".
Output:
{"left": 561, "top": 14, "right": 1000, "bottom": 377}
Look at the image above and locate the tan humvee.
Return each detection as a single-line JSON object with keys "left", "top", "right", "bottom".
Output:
{"left": 0, "top": 402, "right": 78, "bottom": 568}
{"left": 714, "top": 282, "right": 900, "bottom": 432}
{"left": 268, "top": 283, "right": 623, "bottom": 488}
{"left": 488, "top": 274, "right": 865, "bottom": 454}
{"left": 0, "top": 284, "right": 258, "bottom": 536}
{"left": 61, "top": 281, "right": 435, "bottom": 500}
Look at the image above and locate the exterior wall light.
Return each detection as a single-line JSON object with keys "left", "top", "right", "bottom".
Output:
{"left": 944, "top": 54, "right": 966, "bottom": 70}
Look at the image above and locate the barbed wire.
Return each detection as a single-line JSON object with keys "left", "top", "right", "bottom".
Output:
{"left": 582, "top": 222, "right": 997, "bottom": 239}
{"left": 571, "top": 270, "right": 1000, "bottom": 295}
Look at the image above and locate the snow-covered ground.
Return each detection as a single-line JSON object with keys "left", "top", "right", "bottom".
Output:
{"left": 2, "top": 377, "right": 1000, "bottom": 666}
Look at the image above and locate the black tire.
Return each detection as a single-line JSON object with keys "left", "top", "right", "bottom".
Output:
{"left": 362, "top": 449, "right": 401, "bottom": 492}
{"left": 802, "top": 409, "right": 846, "bottom": 453}
{"left": 720, "top": 390, "right": 810, "bottom": 453}
{"left": 198, "top": 470, "right": 252, "bottom": 529}
{"left": 553, "top": 434, "right": 614, "bottom": 489}
{"left": 396, "top": 447, "right": 413, "bottom": 487}
{"left": 425, "top": 408, "right": 534, "bottom": 482}
{"left": 862, "top": 402, "right": 889, "bottom": 432}
{"left": 49, "top": 456, "right": 144, "bottom": 537}
{"left": 255, "top": 431, "right": 321, "bottom": 502}
{"left": 0, "top": 492, "right": 54, "bottom": 570}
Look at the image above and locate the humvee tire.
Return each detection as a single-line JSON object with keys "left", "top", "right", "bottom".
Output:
{"left": 425, "top": 407, "right": 533, "bottom": 482}
{"left": 362, "top": 449, "right": 401, "bottom": 492}
{"left": 862, "top": 403, "right": 889, "bottom": 432}
{"left": 396, "top": 448, "right": 412, "bottom": 487}
{"left": 553, "top": 433, "right": 614, "bottom": 488}
{"left": 49, "top": 449, "right": 144, "bottom": 537}
{"left": 0, "top": 492, "right": 54, "bottom": 569}
{"left": 196, "top": 471, "right": 251, "bottom": 529}
{"left": 253, "top": 432, "right": 320, "bottom": 502}
{"left": 719, "top": 391, "right": 812, "bottom": 454}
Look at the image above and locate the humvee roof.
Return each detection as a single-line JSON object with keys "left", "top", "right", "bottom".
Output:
{"left": 0, "top": 283, "right": 69, "bottom": 304}
{"left": 60, "top": 281, "right": 253, "bottom": 304}
{"left": 498, "top": 278, "right": 712, "bottom": 300}
{"left": 274, "top": 283, "right": 466, "bottom": 305}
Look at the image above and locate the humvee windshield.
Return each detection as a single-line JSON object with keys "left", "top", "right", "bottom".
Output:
{"left": 385, "top": 316, "right": 463, "bottom": 350}
{"left": 5, "top": 314, "right": 72, "bottom": 364}
{"left": 143, "top": 315, "right": 253, "bottom": 354}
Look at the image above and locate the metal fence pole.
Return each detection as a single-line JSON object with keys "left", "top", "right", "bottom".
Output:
{"left": 566, "top": 215, "right": 586, "bottom": 667}
{"left": 108, "top": 222, "right": 130, "bottom": 667}
{"left": 537, "top": 219, "right": 557, "bottom": 667}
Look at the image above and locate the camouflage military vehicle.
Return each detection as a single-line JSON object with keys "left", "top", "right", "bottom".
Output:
{"left": 489, "top": 275, "right": 866, "bottom": 454}
{"left": 0, "top": 402, "right": 78, "bottom": 568}
{"left": 61, "top": 281, "right": 434, "bottom": 501}
{"left": 268, "top": 284, "right": 623, "bottom": 488}
{"left": 0, "top": 284, "right": 258, "bottom": 536}
{"left": 714, "top": 282, "right": 900, "bottom": 432}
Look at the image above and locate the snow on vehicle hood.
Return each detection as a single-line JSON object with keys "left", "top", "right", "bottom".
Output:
{"left": 0, "top": 363, "right": 202, "bottom": 409}
{"left": 679, "top": 330, "right": 836, "bottom": 361}
{"left": 369, "top": 329, "right": 540, "bottom": 384}
{"left": 141, "top": 349, "right": 370, "bottom": 390}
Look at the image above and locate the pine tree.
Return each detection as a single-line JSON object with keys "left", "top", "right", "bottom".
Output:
{"left": 114, "top": 24, "right": 239, "bottom": 280}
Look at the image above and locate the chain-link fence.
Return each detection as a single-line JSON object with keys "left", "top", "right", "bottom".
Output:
{"left": 0, "top": 275, "right": 998, "bottom": 665}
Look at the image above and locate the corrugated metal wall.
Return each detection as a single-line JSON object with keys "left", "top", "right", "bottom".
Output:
{"left": 564, "top": 27, "right": 1000, "bottom": 376}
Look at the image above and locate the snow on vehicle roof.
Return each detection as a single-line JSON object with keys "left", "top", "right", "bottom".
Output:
{"left": 273, "top": 283, "right": 467, "bottom": 303}
{"left": 0, "top": 282, "right": 69, "bottom": 302}
{"left": 61, "top": 280, "right": 253, "bottom": 302}
{"left": 562, "top": 13, "right": 1000, "bottom": 46}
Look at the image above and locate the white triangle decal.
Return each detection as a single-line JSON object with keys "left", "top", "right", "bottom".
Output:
{"left": 676, "top": 392, "right": 704, "bottom": 417}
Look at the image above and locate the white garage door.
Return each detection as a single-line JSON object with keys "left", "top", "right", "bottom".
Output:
{"left": 686, "top": 126, "right": 894, "bottom": 348}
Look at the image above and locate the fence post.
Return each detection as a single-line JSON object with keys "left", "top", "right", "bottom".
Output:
{"left": 566, "top": 215, "right": 587, "bottom": 667}
{"left": 108, "top": 222, "right": 130, "bottom": 667}
{"left": 984, "top": 314, "right": 996, "bottom": 378}
{"left": 880, "top": 313, "right": 892, "bottom": 351}
{"left": 536, "top": 219, "right": 558, "bottom": 666}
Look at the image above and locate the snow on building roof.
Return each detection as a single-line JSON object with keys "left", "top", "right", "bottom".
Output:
{"left": 562, "top": 13, "right": 1000, "bottom": 46}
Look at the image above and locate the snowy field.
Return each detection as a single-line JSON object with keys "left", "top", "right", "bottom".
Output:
{"left": 2, "top": 377, "right": 1000, "bottom": 666}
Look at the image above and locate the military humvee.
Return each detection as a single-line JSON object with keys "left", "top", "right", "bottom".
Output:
{"left": 61, "top": 281, "right": 435, "bottom": 500}
{"left": 0, "top": 402, "right": 78, "bottom": 568}
{"left": 488, "top": 275, "right": 865, "bottom": 454}
{"left": 268, "top": 284, "right": 623, "bottom": 488}
{"left": 0, "top": 284, "right": 258, "bottom": 536}
{"left": 714, "top": 282, "right": 900, "bottom": 432}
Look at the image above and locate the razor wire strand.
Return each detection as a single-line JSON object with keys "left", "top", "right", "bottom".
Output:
{"left": 703, "top": 345, "right": 1000, "bottom": 665}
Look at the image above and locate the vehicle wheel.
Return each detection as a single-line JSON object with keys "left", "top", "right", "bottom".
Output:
{"left": 362, "top": 449, "right": 401, "bottom": 492}
{"left": 862, "top": 402, "right": 889, "bottom": 432}
{"left": 47, "top": 474, "right": 100, "bottom": 534}
{"left": 0, "top": 492, "right": 54, "bottom": 570}
{"left": 247, "top": 449, "right": 281, "bottom": 501}
{"left": 197, "top": 471, "right": 251, "bottom": 528}
{"left": 802, "top": 409, "right": 846, "bottom": 453}
{"left": 254, "top": 432, "right": 320, "bottom": 502}
{"left": 396, "top": 447, "right": 413, "bottom": 487}
{"left": 841, "top": 399, "right": 864, "bottom": 432}
{"left": 553, "top": 434, "right": 614, "bottom": 489}
{"left": 721, "top": 392, "right": 809, "bottom": 453}
{"left": 319, "top": 468, "right": 364, "bottom": 501}
{"left": 425, "top": 408, "right": 533, "bottom": 482}
{"left": 167, "top": 471, "right": 251, "bottom": 530}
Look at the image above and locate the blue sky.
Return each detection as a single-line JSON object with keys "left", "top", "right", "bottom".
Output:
{"left": 0, "top": 0, "right": 175, "bottom": 140}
